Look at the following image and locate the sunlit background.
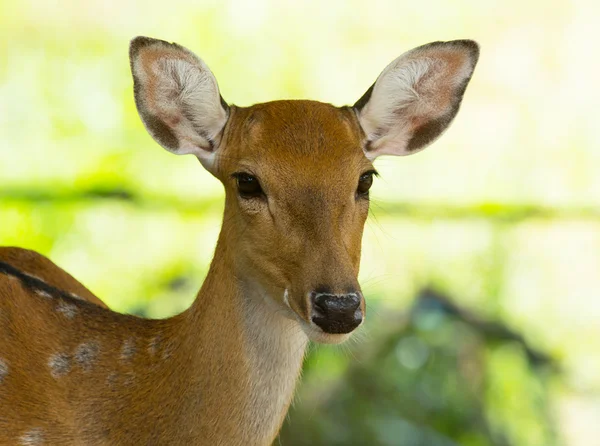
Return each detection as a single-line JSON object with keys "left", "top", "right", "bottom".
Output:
{"left": 1, "top": 0, "right": 599, "bottom": 444}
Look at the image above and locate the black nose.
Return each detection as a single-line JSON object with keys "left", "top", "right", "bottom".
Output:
{"left": 310, "top": 292, "right": 363, "bottom": 334}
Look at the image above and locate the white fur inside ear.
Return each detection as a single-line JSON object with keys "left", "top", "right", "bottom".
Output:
{"left": 356, "top": 41, "right": 478, "bottom": 159}
{"left": 359, "top": 58, "right": 435, "bottom": 159}
{"left": 131, "top": 39, "right": 228, "bottom": 166}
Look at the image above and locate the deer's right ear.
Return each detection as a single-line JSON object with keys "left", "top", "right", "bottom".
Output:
{"left": 354, "top": 40, "right": 479, "bottom": 160}
{"left": 129, "top": 36, "right": 229, "bottom": 168}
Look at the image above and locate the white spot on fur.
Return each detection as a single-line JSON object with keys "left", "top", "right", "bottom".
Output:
{"left": 0, "top": 358, "right": 8, "bottom": 383}
{"left": 74, "top": 342, "right": 100, "bottom": 371}
{"left": 120, "top": 338, "right": 137, "bottom": 362}
{"left": 48, "top": 352, "right": 71, "bottom": 378}
{"left": 69, "top": 293, "right": 84, "bottom": 301}
{"left": 56, "top": 301, "right": 77, "bottom": 319}
{"left": 148, "top": 335, "right": 162, "bottom": 357}
{"left": 19, "top": 428, "right": 44, "bottom": 445}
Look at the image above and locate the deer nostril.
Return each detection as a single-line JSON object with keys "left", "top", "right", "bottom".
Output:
{"left": 312, "top": 298, "right": 327, "bottom": 317}
{"left": 313, "top": 293, "right": 360, "bottom": 315}
{"left": 310, "top": 292, "right": 363, "bottom": 334}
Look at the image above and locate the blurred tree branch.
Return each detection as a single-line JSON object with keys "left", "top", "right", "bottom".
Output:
{"left": 2, "top": 187, "right": 599, "bottom": 222}
{"left": 412, "top": 289, "right": 558, "bottom": 371}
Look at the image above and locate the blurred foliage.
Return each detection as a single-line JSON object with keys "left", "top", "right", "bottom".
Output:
{"left": 2, "top": 0, "right": 600, "bottom": 445}
{"left": 278, "top": 290, "right": 558, "bottom": 446}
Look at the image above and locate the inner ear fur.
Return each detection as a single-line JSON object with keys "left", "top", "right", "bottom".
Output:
{"left": 129, "top": 36, "right": 229, "bottom": 161}
{"left": 354, "top": 40, "right": 479, "bottom": 159}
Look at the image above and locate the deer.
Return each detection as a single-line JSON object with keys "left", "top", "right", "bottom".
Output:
{"left": 0, "top": 36, "right": 479, "bottom": 445}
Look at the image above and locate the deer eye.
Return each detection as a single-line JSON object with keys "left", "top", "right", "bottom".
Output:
{"left": 233, "top": 173, "right": 264, "bottom": 199}
{"left": 356, "top": 170, "right": 376, "bottom": 197}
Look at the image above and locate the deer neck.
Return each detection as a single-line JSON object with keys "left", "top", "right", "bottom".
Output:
{"left": 178, "top": 228, "right": 309, "bottom": 444}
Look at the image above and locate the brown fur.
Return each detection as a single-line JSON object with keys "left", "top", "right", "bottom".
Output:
{"left": 0, "top": 247, "right": 106, "bottom": 308}
{"left": 0, "top": 36, "right": 478, "bottom": 445}
{"left": 216, "top": 102, "right": 371, "bottom": 323}
{"left": 0, "top": 101, "right": 373, "bottom": 445}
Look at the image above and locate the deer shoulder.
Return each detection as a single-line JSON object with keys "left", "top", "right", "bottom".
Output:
{"left": 0, "top": 247, "right": 107, "bottom": 308}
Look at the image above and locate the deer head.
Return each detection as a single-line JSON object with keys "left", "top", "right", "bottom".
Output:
{"left": 129, "top": 37, "right": 479, "bottom": 344}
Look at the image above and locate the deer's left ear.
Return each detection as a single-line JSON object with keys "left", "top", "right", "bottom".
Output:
{"left": 354, "top": 40, "right": 479, "bottom": 159}
{"left": 129, "top": 36, "right": 229, "bottom": 170}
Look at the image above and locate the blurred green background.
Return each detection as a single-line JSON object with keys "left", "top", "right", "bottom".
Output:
{"left": 1, "top": 0, "right": 599, "bottom": 445}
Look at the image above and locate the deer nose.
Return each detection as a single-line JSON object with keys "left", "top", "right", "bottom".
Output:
{"left": 310, "top": 292, "right": 363, "bottom": 334}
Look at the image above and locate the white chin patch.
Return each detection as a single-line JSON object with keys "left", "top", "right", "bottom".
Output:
{"left": 303, "top": 322, "right": 354, "bottom": 345}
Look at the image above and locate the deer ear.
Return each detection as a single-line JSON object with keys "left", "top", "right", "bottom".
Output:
{"left": 129, "top": 36, "right": 229, "bottom": 168}
{"left": 354, "top": 40, "right": 479, "bottom": 160}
